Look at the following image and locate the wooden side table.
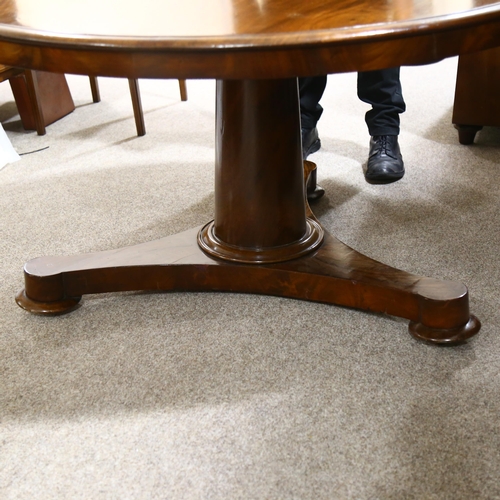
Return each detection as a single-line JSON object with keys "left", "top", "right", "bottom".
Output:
{"left": 452, "top": 47, "right": 500, "bottom": 144}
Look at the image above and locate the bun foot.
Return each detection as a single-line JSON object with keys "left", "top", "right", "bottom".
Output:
{"left": 15, "top": 289, "right": 81, "bottom": 315}
{"left": 453, "top": 124, "right": 482, "bottom": 145}
{"left": 408, "top": 315, "right": 481, "bottom": 345}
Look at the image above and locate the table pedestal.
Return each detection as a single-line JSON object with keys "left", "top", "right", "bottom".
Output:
{"left": 16, "top": 78, "right": 480, "bottom": 344}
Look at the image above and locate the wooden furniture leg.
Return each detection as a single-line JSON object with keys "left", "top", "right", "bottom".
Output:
{"left": 21, "top": 70, "right": 45, "bottom": 135}
{"left": 128, "top": 78, "right": 146, "bottom": 136}
{"left": 453, "top": 125, "right": 483, "bottom": 145}
{"left": 88, "top": 77, "right": 187, "bottom": 136}
{"left": 8, "top": 70, "right": 75, "bottom": 135}
{"left": 88, "top": 76, "right": 145, "bottom": 135}
{"left": 16, "top": 78, "right": 481, "bottom": 345}
{"left": 179, "top": 79, "right": 188, "bottom": 101}
{"left": 89, "top": 76, "right": 101, "bottom": 103}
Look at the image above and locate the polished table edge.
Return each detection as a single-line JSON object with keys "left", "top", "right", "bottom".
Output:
{"left": 2, "top": 4, "right": 500, "bottom": 50}
{"left": 2, "top": 6, "right": 500, "bottom": 78}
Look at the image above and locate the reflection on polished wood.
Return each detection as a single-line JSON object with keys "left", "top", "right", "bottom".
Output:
{"left": 2, "top": 0, "right": 499, "bottom": 37}
{"left": 15, "top": 76, "right": 481, "bottom": 344}
{"left": 3, "top": 0, "right": 497, "bottom": 343}
{"left": 2, "top": 0, "right": 500, "bottom": 78}
{"left": 15, "top": 219, "right": 480, "bottom": 345}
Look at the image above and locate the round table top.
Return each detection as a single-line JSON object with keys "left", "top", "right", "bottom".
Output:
{"left": 1, "top": 0, "right": 500, "bottom": 78}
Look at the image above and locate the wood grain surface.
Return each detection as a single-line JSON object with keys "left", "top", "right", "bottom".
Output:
{"left": 1, "top": 0, "right": 500, "bottom": 78}
{"left": 5, "top": 0, "right": 492, "bottom": 343}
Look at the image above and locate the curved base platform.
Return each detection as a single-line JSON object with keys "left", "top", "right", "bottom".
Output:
{"left": 15, "top": 78, "right": 481, "bottom": 345}
{"left": 16, "top": 219, "right": 480, "bottom": 345}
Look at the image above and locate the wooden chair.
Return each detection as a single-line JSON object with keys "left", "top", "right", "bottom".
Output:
{"left": 1, "top": 65, "right": 74, "bottom": 135}
{"left": 1, "top": 65, "right": 44, "bottom": 134}
{"left": 452, "top": 47, "right": 500, "bottom": 144}
{"left": 88, "top": 77, "right": 188, "bottom": 136}
{"left": 2, "top": 65, "right": 188, "bottom": 137}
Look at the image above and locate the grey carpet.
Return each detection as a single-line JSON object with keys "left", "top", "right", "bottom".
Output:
{"left": 1, "top": 58, "right": 500, "bottom": 499}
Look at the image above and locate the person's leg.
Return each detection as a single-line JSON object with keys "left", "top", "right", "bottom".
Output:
{"left": 357, "top": 68, "right": 406, "bottom": 184}
{"left": 299, "top": 76, "right": 327, "bottom": 159}
{"left": 299, "top": 76, "right": 327, "bottom": 200}
{"left": 358, "top": 68, "right": 405, "bottom": 135}
{"left": 299, "top": 76, "right": 327, "bottom": 131}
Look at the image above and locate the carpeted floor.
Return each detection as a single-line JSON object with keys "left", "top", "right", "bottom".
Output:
{"left": 1, "top": 58, "right": 500, "bottom": 499}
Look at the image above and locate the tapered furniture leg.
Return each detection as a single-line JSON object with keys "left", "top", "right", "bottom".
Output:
{"left": 88, "top": 77, "right": 185, "bottom": 137}
{"left": 178, "top": 79, "right": 188, "bottom": 101}
{"left": 89, "top": 76, "right": 101, "bottom": 103}
{"left": 128, "top": 78, "right": 146, "bottom": 136}
{"left": 16, "top": 78, "right": 481, "bottom": 345}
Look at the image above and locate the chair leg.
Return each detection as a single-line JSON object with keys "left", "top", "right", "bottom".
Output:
{"left": 178, "top": 79, "right": 188, "bottom": 101}
{"left": 24, "top": 70, "right": 46, "bottom": 136}
{"left": 128, "top": 78, "right": 146, "bottom": 136}
{"left": 89, "top": 76, "right": 101, "bottom": 103}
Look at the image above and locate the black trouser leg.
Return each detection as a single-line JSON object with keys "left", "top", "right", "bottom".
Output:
{"left": 299, "top": 76, "right": 327, "bottom": 129}
{"left": 357, "top": 68, "right": 406, "bottom": 136}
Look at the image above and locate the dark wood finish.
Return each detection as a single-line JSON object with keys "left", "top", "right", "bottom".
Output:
{"left": 2, "top": 0, "right": 500, "bottom": 79}
{"left": 179, "top": 79, "right": 188, "bottom": 102}
{"left": 2, "top": 68, "right": 74, "bottom": 135}
{"left": 89, "top": 76, "right": 100, "bottom": 103}
{"left": 15, "top": 220, "right": 480, "bottom": 345}
{"left": 454, "top": 124, "right": 483, "bottom": 145}
{"left": 14, "top": 76, "right": 482, "bottom": 344}
{"left": 0, "top": 63, "right": 21, "bottom": 81}
{"left": 3, "top": 0, "right": 499, "bottom": 343}
{"left": 87, "top": 76, "right": 188, "bottom": 136}
{"left": 453, "top": 46, "right": 500, "bottom": 144}
{"left": 14, "top": 158, "right": 480, "bottom": 346}
{"left": 128, "top": 78, "right": 145, "bottom": 136}
{"left": 200, "top": 79, "right": 323, "bottom": 263}
{"left": 18, "top": 69, "right": 45, "bottom": 134}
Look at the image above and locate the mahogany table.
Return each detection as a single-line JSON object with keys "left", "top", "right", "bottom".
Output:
{"left": 3, "top": 0, "right": 500, "bottom": 344}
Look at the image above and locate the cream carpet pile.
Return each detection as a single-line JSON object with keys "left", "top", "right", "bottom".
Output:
{"left": 1, "top": 58, "right": 500, "bottom": 499}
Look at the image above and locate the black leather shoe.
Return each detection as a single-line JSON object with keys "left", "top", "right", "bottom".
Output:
{"left": 365, "top": 135, "right": 404, "bottom": 184}
{"left": 302, "top": 127, "right": 321, "bottom": 160}
{"left": 306, "top": 168, "right": 325, "bottom": 202}
{"left": 301, "top": 127, "right": 325, "bottom": 201}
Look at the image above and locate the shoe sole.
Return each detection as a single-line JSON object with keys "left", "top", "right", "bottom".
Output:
{"left": 365, "top": 170, "right": 405, "bottom": 185}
